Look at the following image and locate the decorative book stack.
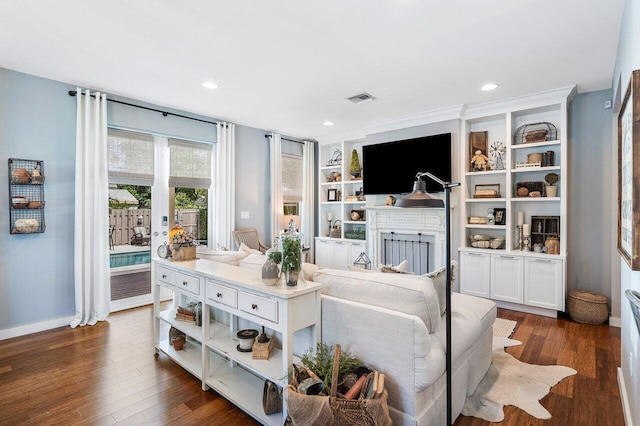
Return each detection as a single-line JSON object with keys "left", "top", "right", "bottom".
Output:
{"left": 175, "top": 302, "right": 202, "bottom": 326}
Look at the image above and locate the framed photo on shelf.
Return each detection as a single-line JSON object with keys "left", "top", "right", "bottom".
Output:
{"left": 494, "top": 208, "right": 506, "bottom": 225}
{"left": 618, "top": 69, "right": 640, "bottom": 270}
{"left": 327, "top": 188, "right": 338, "bottom": 202}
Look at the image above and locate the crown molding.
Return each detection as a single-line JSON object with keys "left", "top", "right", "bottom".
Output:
{"left": 464, "top": 85, "right": 577, "bottom": 120}
{"left": 362, "top": 104, "right": 465, "bottom": 136}
{"left": 315, "top": 129, "right": 366, "bottom": 145}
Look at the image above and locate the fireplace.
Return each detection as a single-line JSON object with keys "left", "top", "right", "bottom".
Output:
{"left": 366, "top": 206, "right": 445, "bottom": 273}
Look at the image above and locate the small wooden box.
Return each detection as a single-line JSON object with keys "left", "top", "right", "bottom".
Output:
{"left": 252, "top": 338, "right": 274, "bottom": 360}
{"left": 474, "top": 184, "right": 501, "bottom": 198}
{"left": 171, "top": 245, "right": 196, "bottom": 261}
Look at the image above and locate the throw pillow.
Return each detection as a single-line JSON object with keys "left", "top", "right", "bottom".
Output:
{"left": 380, "top": 259, "right": 412, "bottom": 274}
{"left": 423, "top": 262, "right": 457, "bottom": 316}
{"left": 239, "top": 242, "right": 263, "bottom": 255}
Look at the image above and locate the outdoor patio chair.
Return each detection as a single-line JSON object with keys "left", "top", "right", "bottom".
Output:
{"left": 131, "top": 226, "right": 151, "bottom": 245}
{"left": 232, "top": 228, "right": 269, "bottom": 253}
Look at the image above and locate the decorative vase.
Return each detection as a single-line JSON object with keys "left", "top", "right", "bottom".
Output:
{"left": 281, "top": 219, "right": 303, "bottom": 287}
{"left": 545, "top": 185, "right": 558, "bottom": 197}
{"left": 544, "top": 236, "right": 560, "bottom": 255}
{"left": 171, "top": 335, "right": 185, "bottom": 351}
{"left": 261, "top": 257, "right": 280, "bottom": 286}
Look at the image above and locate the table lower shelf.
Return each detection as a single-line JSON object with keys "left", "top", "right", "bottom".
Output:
{"left": 157, "top": 338, "right": 203, "bottom": 380}
{"left": 206, "top": 351, "right": 284, "bottom": 426}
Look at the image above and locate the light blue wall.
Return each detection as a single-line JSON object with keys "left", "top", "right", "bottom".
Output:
{"left": 0, "top": 67, "right": 274, "bottom": 332}
{"left": 612, "top": 0, "right": 640, "bottom": 423}
{"left": 567, "top": 90, "right": 613, "bottom": 299}
{"left": 0, "top": 68, "right": 77, "bottom": 328}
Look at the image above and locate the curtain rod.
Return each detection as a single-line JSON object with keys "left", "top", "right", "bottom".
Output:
{"left": 264, "top": 134, "right": 309, "bottom": 145}
{"left": 68, "top": 90, "right": 221, "bottom": 126}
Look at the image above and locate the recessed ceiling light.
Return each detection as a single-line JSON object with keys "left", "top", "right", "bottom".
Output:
{"left": 481, "top": 83, "right": 498, "bottom": 91}
{"left": 202, "top": 81, "right": 218, "bottom": 89}
{"left": 323, "top": 121, "right": 334, "bottom": 126}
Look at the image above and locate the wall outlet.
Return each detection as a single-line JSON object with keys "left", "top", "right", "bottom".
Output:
{"left": 240, "top": 211, "right": 250, "bottom": 219}
{"left": 604, "top": 100, "right": 612, "bottom": 109}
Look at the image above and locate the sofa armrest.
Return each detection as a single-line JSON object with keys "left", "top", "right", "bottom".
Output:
{"left": 320, "top": 295, "right": 445, "bottom": 417}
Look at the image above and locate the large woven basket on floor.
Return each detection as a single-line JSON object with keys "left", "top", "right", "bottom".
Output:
{"left": 568, "top": 290, "right": 608, "bottom": 324}
{"left": 284, "top": 344, "right": 391, "bottom": 426}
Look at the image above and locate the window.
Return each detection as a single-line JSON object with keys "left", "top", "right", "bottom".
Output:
{"left": 168, "top": 138, "right": 212, "bottom": 188}
{"left": 169, "top": 138, "right": 212, "bottom": 244}
{"left": 107, "top": 129, "right": 155, "bottom": 185}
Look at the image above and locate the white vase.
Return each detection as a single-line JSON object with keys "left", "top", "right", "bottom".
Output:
{"left": 545, "top": 185, "right": 558, "bottom": 197}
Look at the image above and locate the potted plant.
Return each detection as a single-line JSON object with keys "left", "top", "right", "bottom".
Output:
{"left": 281, "top": 220, "right": 302, "bottom": 286}
{"left": 350, "top": 149, "right": 361, "bottom": 179}
{"left": 545, "top": 173, "right": 559, "bottom": 197}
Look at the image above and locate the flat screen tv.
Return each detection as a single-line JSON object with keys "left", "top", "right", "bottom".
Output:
{"left": 362, "top": 133, "right": 451, "bottom": 194}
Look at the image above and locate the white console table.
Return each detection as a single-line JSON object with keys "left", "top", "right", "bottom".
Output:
{"left": 152, "top": 258, "right": 324, "bottom": 425}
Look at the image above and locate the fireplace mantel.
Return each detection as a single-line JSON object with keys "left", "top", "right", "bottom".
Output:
{"left": 366, "top": 206, "right": 446, "bottom": 271}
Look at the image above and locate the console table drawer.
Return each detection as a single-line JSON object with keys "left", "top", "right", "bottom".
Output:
{"left": 175, "top": 272, "right": 200, "bottom": 296}
{"left": 238, "top": 292, "right": 278, "bottom": 323}
{"left": 207, "top": 281, "right": 238, "bottom": 309}
{"left": 157, "top": 265, "right": 175, "bottom": 286}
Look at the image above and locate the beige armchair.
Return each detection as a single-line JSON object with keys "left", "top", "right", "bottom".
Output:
{"left": 232, "top": 228, "right": 270, "bottom": 253}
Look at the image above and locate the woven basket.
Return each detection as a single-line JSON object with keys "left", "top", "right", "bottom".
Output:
{"left": 568, "top": 290, "right": 608, "bottom": 324}
{"left": 284, "top": 344, "right": 391, "bottom": 426}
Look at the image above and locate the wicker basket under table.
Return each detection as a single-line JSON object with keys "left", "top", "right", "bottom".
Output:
{"left": 568, "top": 290, "right": 608, "bottom": 325}
{"left": 284, "top": 344, "right": 391, "bottom": 426}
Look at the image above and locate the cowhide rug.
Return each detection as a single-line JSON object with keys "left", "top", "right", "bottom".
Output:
{"left": 462, "top": 318, "right": 577, "bottom": 422}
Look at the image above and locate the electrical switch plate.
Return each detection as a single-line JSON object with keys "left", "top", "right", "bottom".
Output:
{"left": 241, "top": 211, "right": 250, "bottom": 219}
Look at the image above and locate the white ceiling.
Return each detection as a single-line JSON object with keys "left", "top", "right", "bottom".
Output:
{"left": 0, "top": 1, "right": 624, "bottom": 140}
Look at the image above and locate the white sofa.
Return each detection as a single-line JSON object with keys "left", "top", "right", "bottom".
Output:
{"left": 309, "top": 268, "right": 497, "bottom": 426}
{"left": 196, "top": 246, "right": 496, "bottom": 425}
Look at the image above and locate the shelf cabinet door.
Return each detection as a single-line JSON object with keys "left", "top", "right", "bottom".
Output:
{"left": 459, "top": 251, "right": 491, "bottom": 298}
{"left": 332, "top": 241, "right": 350, "bottom": 270}
{"left": 490, "top": 254, "right": 524, "bottom": 303}
{"left": 523, "top": 258, "right": 564, "bottom": 310}
{"left": 315, "top": 239, "right": 333, "bottom": 268}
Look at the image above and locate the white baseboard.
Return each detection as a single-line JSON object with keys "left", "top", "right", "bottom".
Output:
{"left": 610, "top": 316, "right": 622, "bottom": 328}
{"left": 494, "top": 300, "right": 558, "bottom": 318}
{"left": 0, "top": 316, "right": 74, "bottom": 341}
{"left": 618, "top": 367, "right": 634, "bottom": 426}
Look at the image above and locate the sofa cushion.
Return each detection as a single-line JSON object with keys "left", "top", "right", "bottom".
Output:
{"left": 312, "top": 268, "right": 441, "bottom": 332}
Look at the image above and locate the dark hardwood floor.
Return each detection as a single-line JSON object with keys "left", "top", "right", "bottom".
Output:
{"left": 0, "top": 306, "right": 623, "bottom": 425}
{"left": 455, "top": 308, "right": 624, "bottom": 426}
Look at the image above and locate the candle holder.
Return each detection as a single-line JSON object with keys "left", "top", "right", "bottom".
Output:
{"left": 516, "top": 225, "right": 532, "bottom": 251}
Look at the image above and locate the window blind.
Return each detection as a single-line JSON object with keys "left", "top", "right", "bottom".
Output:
{"left": 107, "top": 128, "right": 155, "bottom": 186}
{"left": 282, "top": 153, "right": 303, "bottom": 202}
{"left": 169, "top": 138, "right": 212, "bottom": 188}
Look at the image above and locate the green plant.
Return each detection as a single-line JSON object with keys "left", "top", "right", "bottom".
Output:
{"left": 350, "top": 149, "right": 361, "bottom": 174}
{"left": 545, "top": 173, "right": 559, "bottom": 186}
{"left": 267, "top": 250, "right": 282, "bottom": 264}
{"left": 281, "top": 236, "right": 301, "bottom": 272}
{"left": 299, "top": 343, "right": 362, "bottom": 389}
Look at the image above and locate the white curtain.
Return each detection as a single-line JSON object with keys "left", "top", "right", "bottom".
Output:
{"left": 215, "top": 122, "right": 236, "bottom": 250}
{"left": 269, "top": 134, "right": 284, "bottom": 243}
{"left": 301, "top": 141, "right": 315, "bottom": 257}
{"left": 71, "top": 88, "right": 110, "bottom": 328}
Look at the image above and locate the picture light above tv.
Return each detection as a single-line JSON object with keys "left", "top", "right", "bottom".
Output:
{"left": 362, "top": 133, "right": 452, "bottom": 195}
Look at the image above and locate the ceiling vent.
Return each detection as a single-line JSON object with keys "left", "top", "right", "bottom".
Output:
{"left": 346, "top": 92, "right": 376, "bottom": 104}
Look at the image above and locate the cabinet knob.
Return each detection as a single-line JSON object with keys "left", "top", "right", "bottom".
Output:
{"left": 162, "top": 274, "right": 167, "bottom": 279}
{"left": 182, "top": 281, "right": 188, "bottom": 286}
{"left": 217, "top": 292, "right": 222, "bottom": 298}
{"left": 251, "top": 304, "right": 258, "bottom": 310}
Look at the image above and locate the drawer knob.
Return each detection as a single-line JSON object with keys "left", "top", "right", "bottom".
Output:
{"left": 183, "top": 281, "right": 188, "bottom": 286}
{"left": 162, "top": 274, "right": 167, "bottom": 279}
{"left": 251, "top": 304, "right": 258, "bottom": 310}
{"left": 217, "top": 292, "right": 222, "bottom": 298}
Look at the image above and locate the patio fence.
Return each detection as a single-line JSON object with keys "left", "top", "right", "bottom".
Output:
{"left": 109, "top": 209, "right": 202, "bottom": 246}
